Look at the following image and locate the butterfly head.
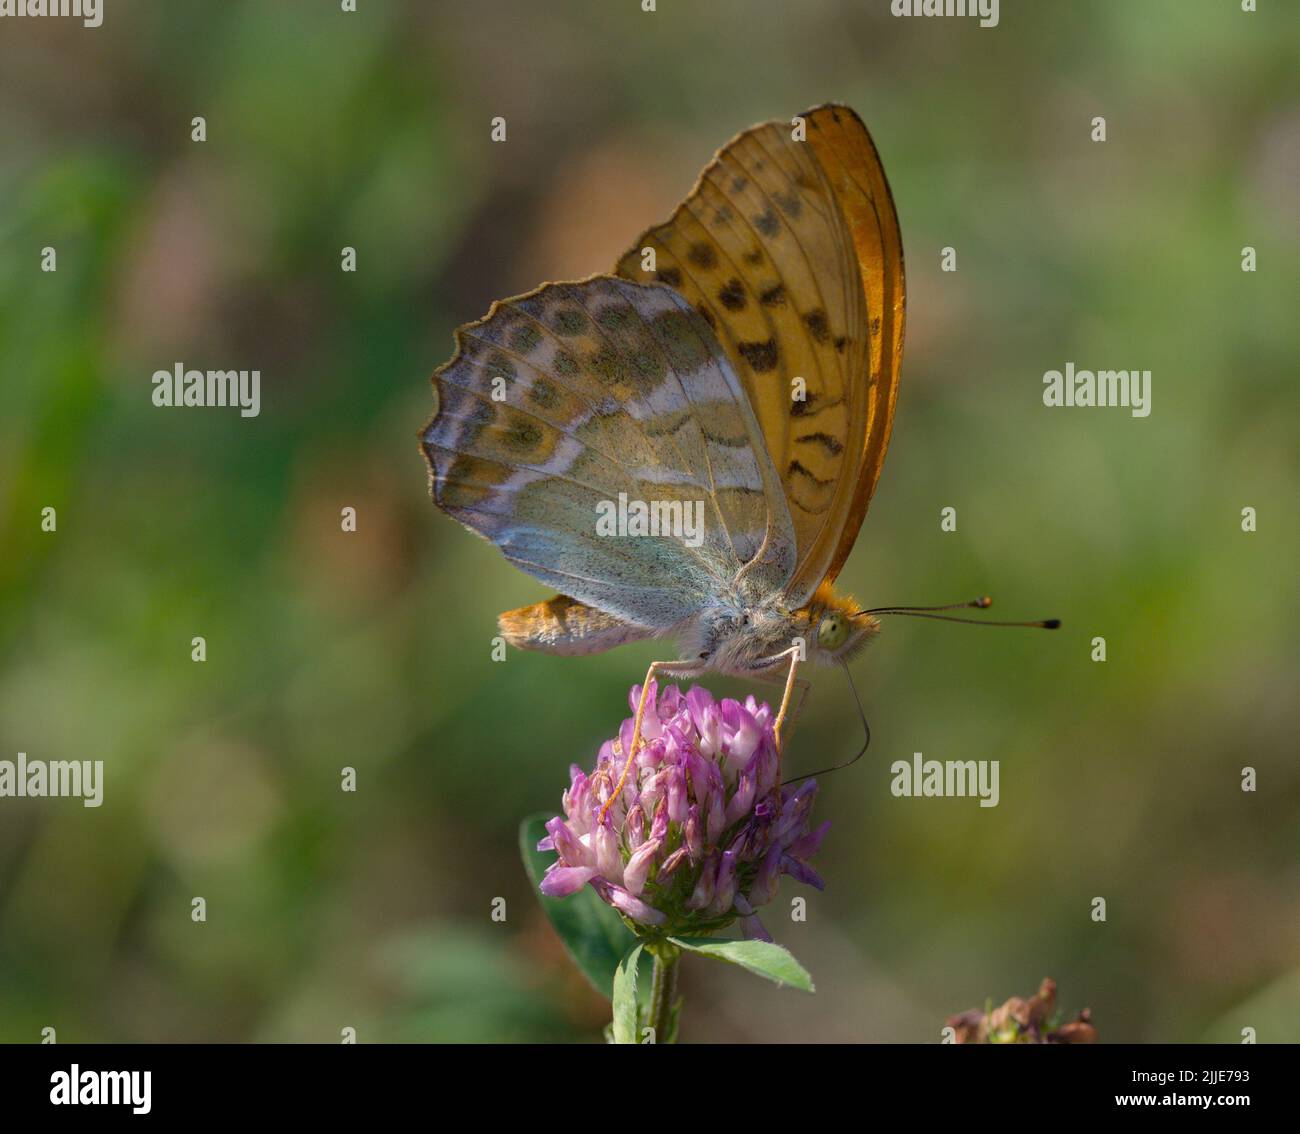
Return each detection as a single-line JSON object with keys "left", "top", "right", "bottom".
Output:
{"left": 800, "top": 584, "right": 880, "bottom": 665}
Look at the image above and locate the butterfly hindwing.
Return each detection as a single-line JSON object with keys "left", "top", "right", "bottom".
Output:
{"left": 421, "top": 276, "right": 797, "bottom": 631}
{"left": 616, "top": 103, "right": 904, "bottom": 605}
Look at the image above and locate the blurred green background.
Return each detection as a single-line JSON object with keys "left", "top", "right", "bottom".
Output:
{"left": 1, "top": 0, "right": 1296, "bottom": 1043}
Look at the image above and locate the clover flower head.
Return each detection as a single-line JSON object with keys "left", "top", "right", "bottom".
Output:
{"left": 537, "top": 681, "right": 829, "bottom": 940}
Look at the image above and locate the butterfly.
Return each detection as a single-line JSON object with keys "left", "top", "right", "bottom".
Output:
{"left": 420, "top": 104, "right": 1050, "bottom": 809}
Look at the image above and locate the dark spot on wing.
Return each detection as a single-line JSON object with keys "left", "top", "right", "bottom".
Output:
{"left": 695, "top": 303, "right": 718, "bottom": 331}
{"left": 796, "top": 430, "right": 843, "bottom": 456}
{"left": 447, "top": 392, "right": 497, "bottom": 446}
{"left": 788, "top": 459, "right": 833, "bottom": 488}
{"left": 760, "top": 283, "right": 786, "bottom": 307}
{"left": 656, "top": 266, "right": 683, "bottom": 288}
{"left": 652, "top": 309, "right": 712, "bottom": 372}
{"left": 717, "top": 278, "right": 746, "bottom": 311}
{"left": 743, "top": 248, "right": 764, "bottom": 265}
{"left": 803, "top": 309, "right": 831, "bottom": 345}
{"left": 511, "top": 323, "right": 543, "bottom": 354}
{"left": 529, "top": 378, "right": 560, "bottom": 409}
{"left": 552, "top": 308, "right": 588, "bottom": 336}
{"left": 589, "top": 349, "right": 626, "bottom": 386}
{"left": 595, "top": 305, "right": 632, "bottom": 331}
{"left": 629, "top": 349, "right": 666, "bottom": 383}
{"left": 688, "top": 242, "right": 718, "bottom": 269}
{"left": 737, "top": 338, "right": 778, "bottom": 372}
{"left": 773, "top": 191, "right": 802, "bottom": 218}
{"left": 503, "top": 416, "right": 544, "bottom": 453}
{"left": 484, "top": 351, "right": 517, "bottom": 385}
{"left": 754, "top": 210, "right": 780, "bottom": 238}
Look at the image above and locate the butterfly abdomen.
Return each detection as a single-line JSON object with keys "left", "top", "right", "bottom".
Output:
{"left": 499, "top": 595, "right": 655, "bottom": 656}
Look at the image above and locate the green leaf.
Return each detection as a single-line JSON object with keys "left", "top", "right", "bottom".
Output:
{"left": 518, "top": 813, "right": 647, "bottom": 1003}
{"left": 611, "top": 943, "right": 643, "bottom": 1044}
{"left": 670, "top": 937, "right": 815, "bottom": 992}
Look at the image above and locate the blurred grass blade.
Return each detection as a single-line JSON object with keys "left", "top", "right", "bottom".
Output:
{"left": 670, "top": 937, "right": 815, "bottom": 992}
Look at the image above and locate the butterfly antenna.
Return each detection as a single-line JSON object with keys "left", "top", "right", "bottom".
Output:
{"left": 858, "top": 595, "right": 1060, "bottom": 630}
{"left": 782, "top": 662, "right": 871, "bottom": 786}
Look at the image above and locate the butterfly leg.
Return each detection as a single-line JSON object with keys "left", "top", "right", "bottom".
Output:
{"left": 771, "top": 646, "right": 806, "bottom": 755}
{"left": 742, "top": 648, "right": 808, "bottom": 822}
{"left": 598, "top": 658, "right": 701, "bottom": 825}
{"left": 776, "top": 672, "right": 813, "bottom": 749}
{"left": 747, "top": 645, "right": 808, "bottom": 764}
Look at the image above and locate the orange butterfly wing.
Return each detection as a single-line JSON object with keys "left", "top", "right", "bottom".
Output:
{"left": 616, "top": 103, "right": 905, "bottom": 604}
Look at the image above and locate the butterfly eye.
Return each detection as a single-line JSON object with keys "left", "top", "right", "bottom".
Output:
{"left": 818, "top": 615, "right": 848, "bottom": 651}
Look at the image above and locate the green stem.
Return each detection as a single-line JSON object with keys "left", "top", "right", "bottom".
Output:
{"left": 646, "top": 941, "right": 681, "bottom": 1044}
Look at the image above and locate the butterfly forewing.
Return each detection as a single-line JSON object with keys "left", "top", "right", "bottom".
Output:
{"left": 616, "top": 103, "right": 904, "bottom": 605}
{"left": 807, "top": 106, "right": 905, "bottom": 586}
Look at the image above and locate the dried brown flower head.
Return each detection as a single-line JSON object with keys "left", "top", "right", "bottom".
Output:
{"left": 946, "top": 978, "right": 1098, "bottom": 1044}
